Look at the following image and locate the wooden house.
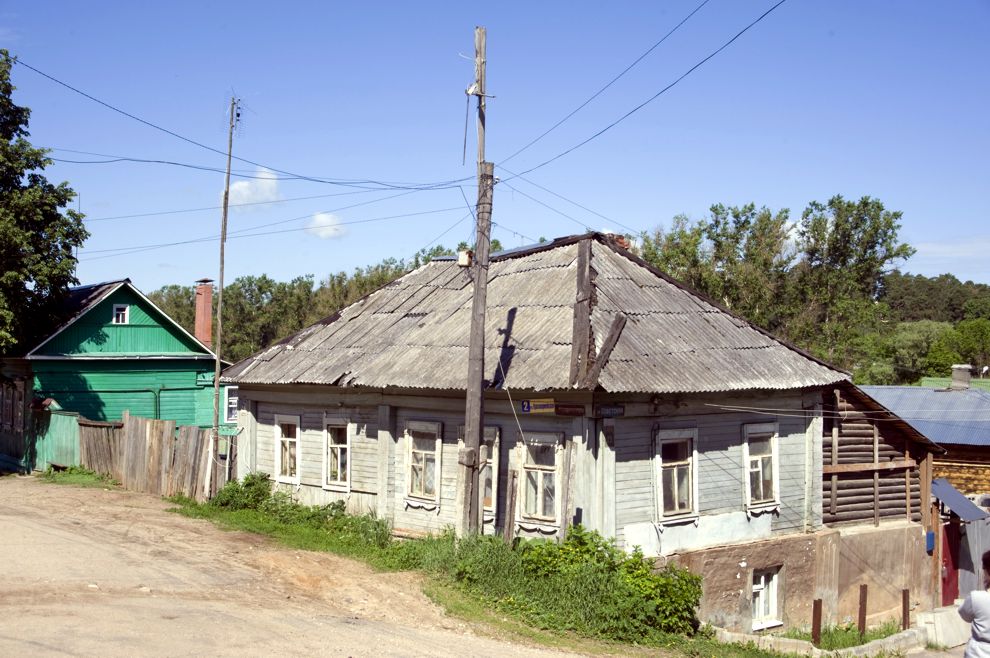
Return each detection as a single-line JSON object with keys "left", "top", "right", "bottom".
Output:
{"left": 224, "top": 232, "right": 938, "bottom": 631}
{"left": 1, "top": 279, "right": 227, "bottom": 467}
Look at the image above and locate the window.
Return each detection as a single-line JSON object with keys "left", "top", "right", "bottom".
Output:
{"left": 323, "top": 416, "right": 350, "bottom": 491}
{"left": 743, "top": 423, "right": 779, "bottom": 508}
{"left": 459, "top": 425, "right": 501, "bottom": 514}
{"left": 656, "top": 429, "right": 698, "bottom": 518}
{"left": 520, "top": 432, "right": 561, "bottom": 522}
{"left": 112, "top": 304, "right": 129, "bottom": 325}
{"left": 273, "top": 414, "right": 301, "bottom": 484}
{"left": 224, "top": 386, "right": 239, "bottom": 423}
{"left": 751, "top": 568, "right": 782, "bottom": 630}
{"left": 407, "top": 421, "right": 442, "bottom": 502}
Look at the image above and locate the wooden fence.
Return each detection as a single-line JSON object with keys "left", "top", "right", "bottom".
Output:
{"left": 78, "top": 412, "right": 234, "bottom": 501}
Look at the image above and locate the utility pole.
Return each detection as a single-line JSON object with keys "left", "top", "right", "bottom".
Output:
{"left": 210, "top": 96, "right": 239, "bottom": 491}
{"left": 460, "top": 26, "right": 495, "bottom": 536}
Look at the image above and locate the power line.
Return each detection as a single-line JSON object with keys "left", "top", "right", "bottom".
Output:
{"left": 500, "top": 180, "right": 592, "bottom": 232}
{"left": 502, "top": 0, "right": 790, "bottom": 179}
{"left": 50, "top": 154, "right": 470, "bottom": 191}
{"left": 83, "top": 189, "right": 384, "bottom": 222}
{"left": 498, "top": 0, "right": 712, "bottom": 165}
{"left": 16, "top": 58, "right": 470, "bottom": 190}
{"left": 80, "top": 206, "right": 466, "bottom": 260}
{"left": 496, "top": 164, "right": 640, "bottom": 235}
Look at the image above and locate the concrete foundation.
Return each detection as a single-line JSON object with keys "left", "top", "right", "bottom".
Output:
{"left": 668, "top": 521, "right": 935, "bottom": 632}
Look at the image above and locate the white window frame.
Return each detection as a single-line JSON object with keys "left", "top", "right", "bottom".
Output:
{"left": 322, "top": 415, "right": 352, "bottom": 492}
{"left": 655, "top": 428, "right": 699, "bottom": 521}
{"left": 405, "top": 421, "right": 442, "bottom": 504}
{"left": 742, "top": 423, "right": 780, "bottom": 511}
{"left": 112, "top": 304, "right": 130, "bottom": 325}
{"left": 223, "top": 386, "right": 239, "bottom": 423}
{"left": 273, "top": 414, "right": 301, "bottom": 485}
{"left": 458, "top": 425, "right": 501, "bottom": 515}
{"left": 518, "top": 431, "right": 563, "bottom": 525}
{"left": 751, "top": 567, "right": 782, "bottom": 631}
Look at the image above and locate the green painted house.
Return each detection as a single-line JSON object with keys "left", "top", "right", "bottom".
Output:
{"left": 22, "top": 279, "right": 225, "bottom": 426}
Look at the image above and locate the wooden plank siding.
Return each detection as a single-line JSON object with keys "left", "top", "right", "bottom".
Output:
{"left": 612, "top": 395, "right": 816, "bottom": 548}
{"left": 822, "top": 388, "right": 925, "bottom": 526}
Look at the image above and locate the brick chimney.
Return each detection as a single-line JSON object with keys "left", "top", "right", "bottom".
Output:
{"left": 950, "top": 364, "right": 972, "bottom": 391}
{"left": 194, "top": 278, "right": 214, "bottom": 348}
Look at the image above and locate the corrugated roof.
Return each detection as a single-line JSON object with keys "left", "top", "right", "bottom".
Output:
{"left": 224, "top": 233, "right": 848, "bottom": 393}
{"left": 932, "top": 478, "right": 989, "bottom": 521}
{"left": 860, "top": 385, "right": 990, "bottom": 447}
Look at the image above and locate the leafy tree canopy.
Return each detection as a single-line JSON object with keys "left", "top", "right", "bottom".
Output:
{"left": 0, "top": 49, "right": 88, "bottom": 351}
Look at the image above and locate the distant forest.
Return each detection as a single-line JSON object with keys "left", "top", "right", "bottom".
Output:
{"left": 150, "top": 197, "right": 990, "bottom": 384}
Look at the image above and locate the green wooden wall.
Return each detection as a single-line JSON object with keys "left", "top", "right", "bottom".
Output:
{"left": 36, "top": 287, "right": 204, "bottom": 356}
{"left": 32, "top": 360, "right": 216, "bottom": 425}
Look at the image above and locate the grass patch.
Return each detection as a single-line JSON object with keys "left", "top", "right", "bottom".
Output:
{"left": 168, "top": 472, "right": 794, "bottom": 658}
{"left": 41, "top": 465, "right": 117, "bottom": 488}
{"left": 781, "top": 618, "right": 902, "bottom": 650}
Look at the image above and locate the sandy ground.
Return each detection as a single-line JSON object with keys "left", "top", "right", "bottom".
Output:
{"left": 0, "top": 475, "right": 575, "bottom": 657}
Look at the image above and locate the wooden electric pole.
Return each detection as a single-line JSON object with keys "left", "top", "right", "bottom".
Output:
{"left": 210, "top": 97, "right": 239, "bottom": 490}
{"left": 460, "top": 26, "right": 495, "bottom": 536}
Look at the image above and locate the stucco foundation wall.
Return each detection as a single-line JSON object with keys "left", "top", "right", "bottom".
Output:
{"left": 668, "top": 531, "right": 836, "bottom": 632}
{"left": 835, "top": 521, "right": 934, "bottom": 623}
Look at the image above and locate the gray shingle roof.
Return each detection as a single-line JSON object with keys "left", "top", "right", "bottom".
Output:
{"left": 224, "top": 233, "right": 848, "bottom": 393}
{"left": 859, "top": 385, "right": 990, "bottom": 447}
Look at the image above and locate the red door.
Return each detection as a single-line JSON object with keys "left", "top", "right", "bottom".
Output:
{"left": 942, "top": 521, "right": 961, "bottom": 605}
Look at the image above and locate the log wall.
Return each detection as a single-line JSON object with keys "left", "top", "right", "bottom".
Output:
{"left": 823, "top": 388, "right": 928, "bottom": 527}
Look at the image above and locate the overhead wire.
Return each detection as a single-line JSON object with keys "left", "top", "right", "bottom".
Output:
{"left": 499, "top": 180, "right": 592, "bottom": 232}
{"left": 496, "top": 164, "right": 640, "bottom": 235}
{"left": 83, "top": 189, "right": 385, "bottom": 222}
{"left": 498, "top": 0, "right": 712, "bottom": 165}
{"left": 80, "top": 205, "right": 465, "bottom": 260}
{"left": 501, "top": 0, "right": 790, "bottom": 180}
{"left": 16, "top": 58, "right": 470, "bottom": 191}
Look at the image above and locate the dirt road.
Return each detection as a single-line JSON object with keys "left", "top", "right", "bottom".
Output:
{"left": 0, "top": 475, "right": 574, "bottom": 657}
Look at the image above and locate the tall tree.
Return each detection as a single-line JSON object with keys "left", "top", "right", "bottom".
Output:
{"left": 787, "top": 195, "right": 914, "bottom": 368}
{"left": 0, "top": 50, "right": 88, "bottom": 351}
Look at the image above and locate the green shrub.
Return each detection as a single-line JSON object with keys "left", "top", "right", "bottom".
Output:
{"left": 210, "top": 471, "right": 272, "bottom": 510}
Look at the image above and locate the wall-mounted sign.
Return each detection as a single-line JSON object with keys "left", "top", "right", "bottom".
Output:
{"left": 595, "top": 404, "right": 625, "bottom": 418}
{"left": 521, "top": 398, "right": 555, "bottom": 414}
{"left": 554, "top": 403, "right": 586, "bottom": 417}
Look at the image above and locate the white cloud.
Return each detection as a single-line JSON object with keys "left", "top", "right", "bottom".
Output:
{"left": 228, "top": 167, "right": 279, "bottom": 208}
{"left": 305, "top": 212, "right": 346, "bottom": 239}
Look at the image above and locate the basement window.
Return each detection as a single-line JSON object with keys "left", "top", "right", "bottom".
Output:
{"left": 751, "top": 567, "right": 783, "bottom": 631}
{"left": 112, "top": 304, "right": 130, "bottom": 325}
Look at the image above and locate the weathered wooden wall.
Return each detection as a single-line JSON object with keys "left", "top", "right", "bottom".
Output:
{"left": 822, "top": 388, "right": 926, "bottom": 526}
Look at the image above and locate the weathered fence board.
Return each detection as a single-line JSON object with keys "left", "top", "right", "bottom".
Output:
{"left": 78, "top": 415, "right": 220, "bottom": 501}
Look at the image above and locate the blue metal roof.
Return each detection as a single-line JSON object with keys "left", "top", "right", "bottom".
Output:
{"left": 932, "top": 478, "right": 989, "bottom": 521}
{"left": 859, "top": 385, "right": 990, "bottom": 447}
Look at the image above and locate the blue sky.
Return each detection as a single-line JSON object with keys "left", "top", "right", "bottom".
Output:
{"left": 3, "top": 1, "right": 988, "bottom": 291}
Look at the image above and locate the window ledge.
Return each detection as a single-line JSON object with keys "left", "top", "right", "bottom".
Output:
{"left": 274, "top": 477, "right": 301, "bottom": 486}
{"left": 322, "top": 483, "right": 350, "bottom": 493}
{"left": 517, "top": 518, "right": 559, "bottom": 535}
{"left": 746, "top": 502, "right": 780, "bottom": 518}
{"left": 404, "top": 497, "right": 439, "bottom": 512}
{"left": 656, "top": 514, "right": 700, "bottom": 529}
{"left": 751, "top": 619, "right": 783, "bottom": 632}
